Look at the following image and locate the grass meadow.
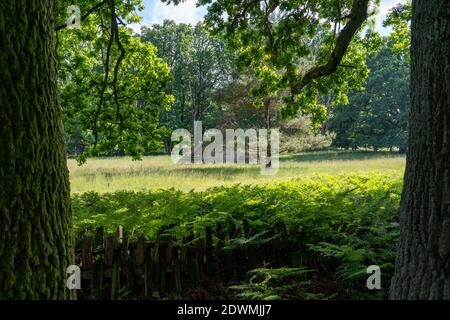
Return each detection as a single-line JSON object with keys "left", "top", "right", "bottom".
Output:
{"left": 68, "top": 151, "right": 405, "bottom": 194}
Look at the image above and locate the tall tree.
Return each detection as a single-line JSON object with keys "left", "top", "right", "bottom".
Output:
{"left": 59, "top": 23, "right": 172, "bottom": 162}
{"left": 57, "top": 0, "right": 173, "bottom": 162}
{"left": 142, "top": 21, "right": 234, "bottom": 136}
{"left": 141, "top": 21, "right": 195, "bottom": 133}
{"left": 389, "top": 0, "right": 450, "bottom": 299}
{"left": 0, "top": 1, "right": 73, "bottom": 298}
{"left": 329, "top": 43, "right": 410, "bottom": 152}
{"left": 383, "top": 0, "right": 412, "bottom": 54}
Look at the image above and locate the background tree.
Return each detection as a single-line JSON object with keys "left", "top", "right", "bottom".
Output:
{"left": 329, "top": 42, "right": 410, "bottom": 152}
{"left": 59, "top": 30, "right": 173, "bottom": 161}
{"left": 383, "top": 0, "right": 411, "bottom": 54}
{"left": 57, "top": 0, "right": 173, "bottom": 163}
{"left": 141, "top": 21, "right": 235, "bottom": 152}
{"left": 141, "top": 21, "right": 195, "bottom": 136}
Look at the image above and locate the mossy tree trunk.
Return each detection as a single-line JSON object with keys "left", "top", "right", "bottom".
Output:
{"left": 0, "top": 1, "right": 74, "bottom": 299}
{"left": 389, "top": 0, "right": 450, "bottom": 299}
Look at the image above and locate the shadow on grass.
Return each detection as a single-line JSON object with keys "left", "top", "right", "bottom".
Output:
{"left": 77, "top": 150, "right": 404, "bottom": 179}
{"left": 280, "top": 150, "right": 405, "bottom": 162}
{"left": 82, "top": 163, "right": 263, "bottom": 178}
{"left": 172, "top": 165, "right": 262, "bottom": 177}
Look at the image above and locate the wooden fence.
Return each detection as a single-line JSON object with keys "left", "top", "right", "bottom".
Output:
{"left": 76, "top": 220, "right": 293, "bottom": 299}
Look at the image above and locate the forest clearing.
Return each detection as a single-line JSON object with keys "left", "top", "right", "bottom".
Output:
{"left": 68, "top": 151, "right": 405, "bottom": 193}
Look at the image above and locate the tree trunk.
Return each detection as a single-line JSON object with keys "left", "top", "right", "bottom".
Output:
{"left": 0, "top": 1, "right": 74, "bottom": 299}
{"left": 320, "top": 93, "right": 333, "bottom": 135}
{"left": 264, "top": 99, "right": 271, "bottom": 168}
{"left": 389, "top": 0, "right": 450, "bottom": 299}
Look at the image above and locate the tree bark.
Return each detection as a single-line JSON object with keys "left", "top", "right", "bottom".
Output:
{"left": 0, "top": 1, "right": 74, "bottom": 299}
{"left": 389, "top": 0, "right": 450, "bottom": 299}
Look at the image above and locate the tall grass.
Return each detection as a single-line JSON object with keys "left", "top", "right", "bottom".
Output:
{"left": 68, "top": 151, "right": 405, "bottom": 194}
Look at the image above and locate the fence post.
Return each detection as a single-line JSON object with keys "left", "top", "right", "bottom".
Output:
{"left": 152, "top": 235, "right": 161, "bottom": 294}
{"left": 205, "top": 226, "right": 213, "bottom": 278}
{"left": 111, "top": 259, "right": 120, "bottom": 300}
{"left": 81, "top": 238, "right": 93, "bottom": 270}
{"left": 144, "top": 241, "right": 154, "bottom": 299}
{"left": 173, "top": 245, "right": 182, "bottom": 296}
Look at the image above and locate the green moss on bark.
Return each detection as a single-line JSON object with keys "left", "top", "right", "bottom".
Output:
{"left": 0, "top": 0, "right": 74, "bottom": 299}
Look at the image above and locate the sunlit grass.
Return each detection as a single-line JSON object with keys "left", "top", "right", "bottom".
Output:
{"left": 68, "top": 151, "right": 405, "bottom": 194}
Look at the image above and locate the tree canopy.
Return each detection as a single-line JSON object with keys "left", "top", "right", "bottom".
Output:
{"left": 141, "top": 21, "right": 235, "bottom": 132}
{"left": 57, "top": 0, "right": 173, "bottom": 162}
{"left": 329, "top": 42, "right": 410, "bottom": 151}
{"left": 163, "top": 0, "right": 381, "bottom": 123}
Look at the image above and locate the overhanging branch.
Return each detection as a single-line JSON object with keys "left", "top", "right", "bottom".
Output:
{"left": 291, "top": 0, "right": 370, "bottom": 94}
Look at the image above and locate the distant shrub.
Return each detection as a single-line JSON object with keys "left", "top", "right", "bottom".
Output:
{"left": 280, "top": 117, "right": 334, "bottom": 153}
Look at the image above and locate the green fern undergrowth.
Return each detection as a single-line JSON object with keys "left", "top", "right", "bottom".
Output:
{"left": 73, "top": 173, "right": 402, "bottom": 299}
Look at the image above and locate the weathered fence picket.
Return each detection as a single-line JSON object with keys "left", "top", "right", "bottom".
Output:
{"left": 76, "top": 224, "right": 289, "bottom": 300}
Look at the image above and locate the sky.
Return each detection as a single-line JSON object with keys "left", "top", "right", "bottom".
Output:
{"left": 134, "top": 0, "right": 407, "bottom": 36}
